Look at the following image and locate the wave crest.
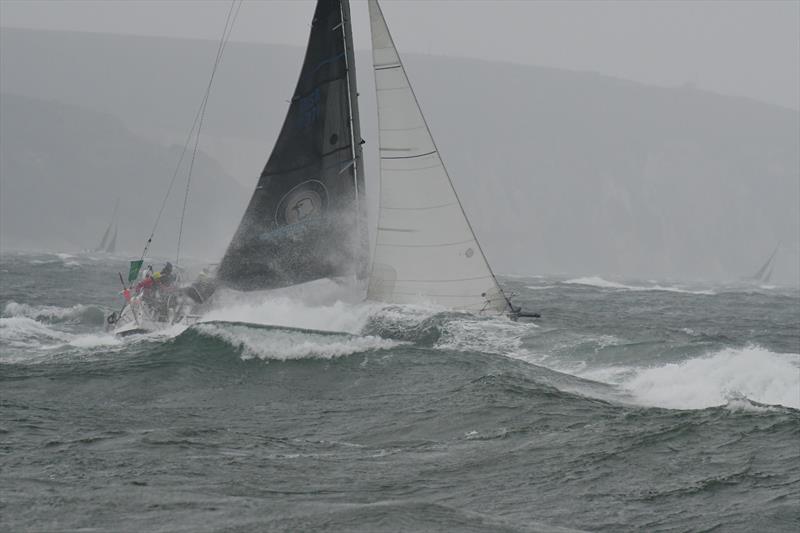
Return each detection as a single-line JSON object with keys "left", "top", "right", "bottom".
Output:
{"left": 194, "top": 322, "right": 403, "bottom": 361}
{"left": 3, "top": 301, "right": 104, "bottom": 324}
{"left": 621, "top": 346, "right": 799, "bottom": 409}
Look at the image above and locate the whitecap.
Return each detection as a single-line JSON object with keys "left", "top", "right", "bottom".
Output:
{"left": 618, "top": 346, "right": 800, "bottom": 410}
{"left": 3, "top": 301, "right": 89, "bottom": 321}
{"left": 195, "top": 322, "right": 401, "bottom": 361}
{"left": 0, "top": 316, "right": 72, "bottom": 353}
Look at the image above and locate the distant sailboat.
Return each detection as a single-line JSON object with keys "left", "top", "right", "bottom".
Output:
{"left": 748, "top": 244, "right": 780, "bottom": 284}
{"left": 96, "top": 198, "right": 120, "bottom": 254}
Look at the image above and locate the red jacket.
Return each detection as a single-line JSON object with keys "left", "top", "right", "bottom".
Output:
{"left": 135, "top": 277, "right": 154, "bottom": 292}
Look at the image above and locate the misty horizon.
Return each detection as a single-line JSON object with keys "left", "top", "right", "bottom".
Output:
{"left": 1, "top": 0, "right": 799, "bottom": 285}
{"left": 2, "top": 23, "right": 798, "bottom": 115}
{"left": 1, "top": 0, "right": 797, "bottom": 111}
{"left": 2, "top": 25, "right": 798, "bottom": 286}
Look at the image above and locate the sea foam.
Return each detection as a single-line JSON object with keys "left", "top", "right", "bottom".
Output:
{"left": 618, "top": 346, "right": 800, "bottom": 410}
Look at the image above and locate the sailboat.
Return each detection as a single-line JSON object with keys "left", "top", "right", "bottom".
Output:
{"left": 111, "top": 0, "right": 526, "bottom": 335}
{"left": 747, "top": 244, "right": 780, "bottom": 284}
{"left": 95, "top": 198, "right": 120, "bottom": 254}
{"left": 216, "top": 0, "right": 515, "bottom": 316}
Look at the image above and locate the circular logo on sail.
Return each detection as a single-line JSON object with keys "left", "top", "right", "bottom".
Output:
{"left": 275, "top": 180, "right": 328, "bottom": 226}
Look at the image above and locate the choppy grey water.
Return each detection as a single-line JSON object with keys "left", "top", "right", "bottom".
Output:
{"left": 1, "top": 251, "right": 798, "bottom": 532}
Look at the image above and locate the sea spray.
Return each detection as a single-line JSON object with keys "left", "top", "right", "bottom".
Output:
{"left": 201, "top": 280, "right": 376, "bottom": 334}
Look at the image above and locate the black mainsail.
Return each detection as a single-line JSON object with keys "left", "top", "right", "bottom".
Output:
{"left": 217, "top": 0, "right": 366, "bottom": 290}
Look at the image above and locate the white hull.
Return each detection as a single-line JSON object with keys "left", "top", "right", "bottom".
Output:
{"left": 109, "top": 295, "right": 198, "bottom": 336}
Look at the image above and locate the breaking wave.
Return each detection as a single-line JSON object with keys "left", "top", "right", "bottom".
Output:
{"left": 582, "top": 345, "right": 800, "bottom": 410}
{"left": 202, "top": 281, "right": 380, "bottom": 334}
{"left": 0, "top": 316, "right": 72, "bottom": 347}
{"left": 0, "top": 315, "right": 122, "bottom": 363}
{"left": 3, "top": 301, "right": 104, "bottom": 324}
{"left": 194, "top": 322, "right": 403, "bottom": 361}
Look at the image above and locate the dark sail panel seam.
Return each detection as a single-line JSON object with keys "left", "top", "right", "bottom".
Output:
{"left": 292, "top": 74, "right": 348, "bottom": 101}
{"left": 260, "top": 146, "right": 355, "bottom": 179}
{"left": 304, "top": 52, "right": 346, "bottom": 80}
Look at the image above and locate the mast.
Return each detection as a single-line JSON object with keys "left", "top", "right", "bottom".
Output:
{"left": 340, "top": 0, "right": 368, "bottom": 281}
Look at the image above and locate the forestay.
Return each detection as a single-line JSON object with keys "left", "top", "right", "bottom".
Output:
{"left": 218, "top": 0, "right": 367, "bottom": 290}
{"left": 367, "top": 0, "right": 510, "bottom": 314}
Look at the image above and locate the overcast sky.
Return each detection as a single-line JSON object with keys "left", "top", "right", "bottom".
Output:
{"left": 1, "top": 0, "right": 798, "bottom": 110}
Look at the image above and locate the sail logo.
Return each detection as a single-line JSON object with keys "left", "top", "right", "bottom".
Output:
{"left": 275, "top": 180, "right": 329, "bottom": 227}
{"left": 298, "top": 88, "right": 321, "bottom": 130}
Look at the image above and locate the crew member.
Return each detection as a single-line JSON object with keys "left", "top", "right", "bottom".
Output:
{"left": 155, "top": 262, "right": 175, "bottom": 287}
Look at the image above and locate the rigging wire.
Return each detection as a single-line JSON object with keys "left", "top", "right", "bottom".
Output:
{"left": 138, "top": 0, "right": 241, "bottom": 265}
{"left": 176, "top": 0, "right": 243, "bottom": 267}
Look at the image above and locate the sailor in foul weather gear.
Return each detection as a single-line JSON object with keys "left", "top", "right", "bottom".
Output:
{"left": 134, "top": 269, "right": 155, "bottom": 295}
{"left": 156, "top": 262, "right": 175, "bottom": 287}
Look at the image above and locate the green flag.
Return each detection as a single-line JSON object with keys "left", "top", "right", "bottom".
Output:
{"left": 128, "top": 260, "right": 144, "bottom": 283}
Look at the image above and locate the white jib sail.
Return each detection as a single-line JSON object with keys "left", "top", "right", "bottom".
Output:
{"left": 367, "top": 0, "right": 509, "bottom": 315}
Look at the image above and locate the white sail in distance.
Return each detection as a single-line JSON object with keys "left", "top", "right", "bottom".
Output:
{"left": 367, "top": 0, "right": 510, "bottom": 314}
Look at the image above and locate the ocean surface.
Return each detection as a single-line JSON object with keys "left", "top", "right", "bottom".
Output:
{"left": 1, "top": 251, "right": 798, "bottom": 532}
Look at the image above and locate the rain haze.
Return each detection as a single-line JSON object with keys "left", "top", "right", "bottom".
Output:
{"left": 2, "top": 2, "right": 800, "bottom": 532}
{"left": 1, "top": 0, "right": 799, "bottom": 283}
